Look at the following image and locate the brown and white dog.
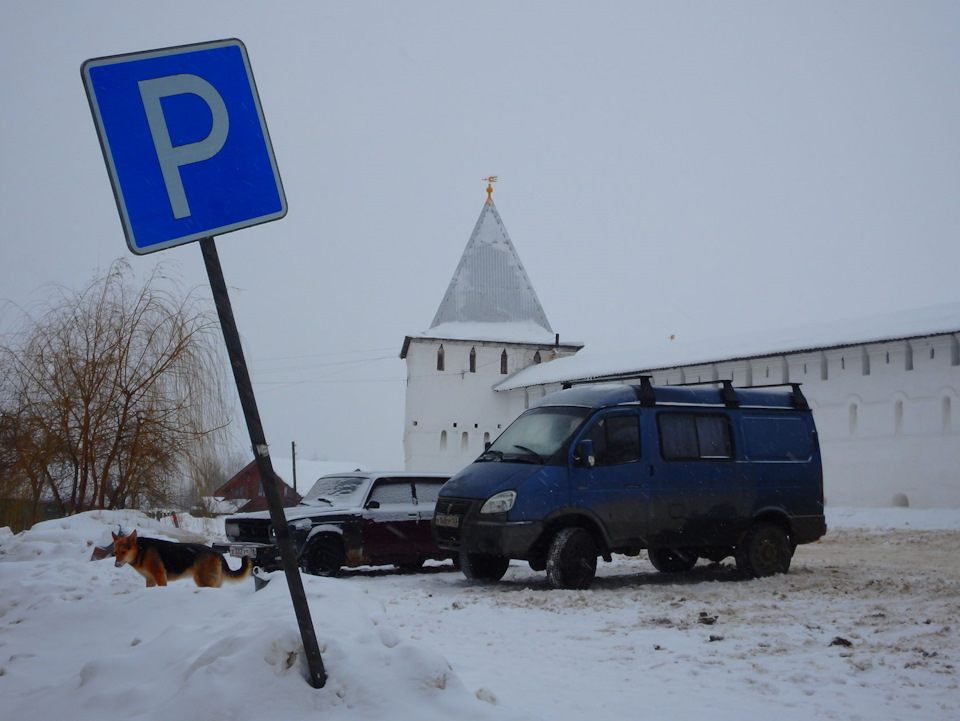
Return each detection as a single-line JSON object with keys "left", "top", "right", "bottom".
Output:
{"left": 112, "top": 530, "right": 252, "bottom": 588}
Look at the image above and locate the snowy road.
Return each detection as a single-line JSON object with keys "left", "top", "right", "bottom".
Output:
{"left": 339, "top": 522, "right": 960, "bottom": 720}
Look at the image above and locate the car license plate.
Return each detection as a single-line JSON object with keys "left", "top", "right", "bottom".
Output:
{"left": 229, "top": 545, "right": 258, "bottom": 558}
{"left": 434, "top": 513, "right": 460, "bottom": 529}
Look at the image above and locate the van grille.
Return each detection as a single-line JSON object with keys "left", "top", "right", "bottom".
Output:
{"left": 434, "top": 498, "right": 474, "bottom": 544}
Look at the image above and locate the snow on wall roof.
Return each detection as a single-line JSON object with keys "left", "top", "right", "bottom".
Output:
{"left": 413, "top": 321, "right": 562, "bottom": 345}
{"left": 428, "top": 199, "right": 553, "bottom": 337}
{"left": 495, "top": 302, "right": 960, "bottom": 391}
{"left": 399, "top": 321, "right": 583, "bottom": 359}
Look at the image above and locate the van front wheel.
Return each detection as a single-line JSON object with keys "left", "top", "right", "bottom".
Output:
{"left": 460, "top": 551, "right": 509, "bottom": 582}
{"left": 546, "top": 527, "right": 598, "bottom": 590}
{"left": 736, "top": 523, "right": 792, "bottom": 578}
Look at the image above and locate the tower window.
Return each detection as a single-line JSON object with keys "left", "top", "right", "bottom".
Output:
{"left": 500, "top": 350, "right": 508, "bottom": 374}
{"left": 437, "top": 345, "right": 445, "bottom": 371}
{"left": 533, "top": 350, "right": 542, "bottom": 364}
{"left": 469, "top": 347, "right": 476, "bottom": 373}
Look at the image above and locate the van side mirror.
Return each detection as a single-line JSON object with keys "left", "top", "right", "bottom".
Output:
{"left": 365, "top": 500, "right": 381, "bottom": 510}
{"left": 484, "top": 441, "right": 492, "bottom": 451}
{"left": 575, "top": 440, "right": 596, "bottom": 468}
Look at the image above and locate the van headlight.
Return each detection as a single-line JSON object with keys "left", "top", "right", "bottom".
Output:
{"left": 480, "top": 490, "right": 516, "bottom": 514}
{"left": 224, "top": 521, "right": 240, "bottom": 539}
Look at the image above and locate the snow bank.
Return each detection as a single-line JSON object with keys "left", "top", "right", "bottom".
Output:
{"left": 826, "top": 506, "right": 960, "bottom": 531}
{"left": 2, "top": 509, "right": 959, "bottom": 721}
{"left": 0, "top": 511, "right": 522, "bottom": 721}
{"left": 0, "top": 510, "right": 221, "bottom": 563}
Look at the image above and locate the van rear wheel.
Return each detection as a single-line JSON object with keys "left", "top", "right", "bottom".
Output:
{"left": 546, "top": 527, "right": 598, "bottom": 590}
{"left": 647, "top": 547, "right": 699, "bottom": 573}
{"left": 736, "top": 523, "right": 792, "bottom": 578}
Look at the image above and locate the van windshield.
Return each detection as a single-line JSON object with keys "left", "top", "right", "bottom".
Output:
{"left": 482, "top": 407, "right": 590, "bottom": 463}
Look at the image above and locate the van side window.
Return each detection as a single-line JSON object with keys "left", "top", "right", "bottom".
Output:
{"left": 742, "top": 417, "right": 812, "bottom": 461}
{"left": 659, "top": 413, "right": 733, "bottom": 461}
{"left": 581, "top": 414, "right": 641, "bottom": 466}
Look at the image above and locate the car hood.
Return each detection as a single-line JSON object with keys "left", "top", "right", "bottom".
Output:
{"left": 440, "top": 462, "right": 547, "bottom": 499}
{"left": 230, "top": 502, "right": 355, "bottom": 522}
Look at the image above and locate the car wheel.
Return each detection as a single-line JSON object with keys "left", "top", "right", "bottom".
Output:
{"left": 459, "top": 551, "right": 510, "bottom": 581}
{"left": 736, "top": 523, "right": 792, "bottom": 578}
{"left": 647, "top": 547, "right": 699, "bottom": 573}
{"left": 394, "top": 559, "right": 425, "bottom": 572}
{"left": 302, "top": 535, "right": 345, "bottom": 577}
{"left": 546, "top": 527, "right": 598, "bottom": 590}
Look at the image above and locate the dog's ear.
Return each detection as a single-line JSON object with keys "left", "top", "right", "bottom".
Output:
{"left": 112, "top": 531, "right": 119, "bottom": 541}
{"left": 129, "top": 529, "right": 138, "bottom": 541}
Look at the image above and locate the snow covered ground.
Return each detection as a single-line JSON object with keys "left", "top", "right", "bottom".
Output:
{"left": 1, "top": 507, "right": 958, "bottom": 720}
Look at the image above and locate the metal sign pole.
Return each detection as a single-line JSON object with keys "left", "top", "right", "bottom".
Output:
{"left": 200, "top": 236, "right": 326, "bottom": 689}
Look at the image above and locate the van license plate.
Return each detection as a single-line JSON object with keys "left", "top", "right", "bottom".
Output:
{"left": 434, "top": 513, "right": 460, "bottom": 529}
{"left": 230, "top": 545, "right": 258, "bottom": 558}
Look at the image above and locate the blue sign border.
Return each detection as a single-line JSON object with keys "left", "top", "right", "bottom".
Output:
{"left": 82, "top": 39, "right": 287, "bottom": 255}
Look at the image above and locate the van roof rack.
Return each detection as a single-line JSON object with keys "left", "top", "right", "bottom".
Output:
{"left": 630, "top": 377, "right": 809, "bottom": 411}
{"left": 563, "top": 375, "right": 809, "bottom": 411}
{"left": 746, "top": 382, "right": 810, "bottom": 411}
{"left": 637, "top": 377, "right": 740, "bottom": 408}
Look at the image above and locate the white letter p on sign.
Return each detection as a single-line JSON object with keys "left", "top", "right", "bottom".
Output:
{"left": 138, "top": 74, "right": 229, "bottom": 219}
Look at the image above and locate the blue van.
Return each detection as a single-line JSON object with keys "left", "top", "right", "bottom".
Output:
{"left": 432, "top": 379, "right": 826, "bottom": 589}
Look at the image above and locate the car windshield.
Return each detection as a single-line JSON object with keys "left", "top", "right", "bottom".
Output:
{"left": 301, "top": 476, "right": 369, "bottom": 506}
{"left": 482, "top": 406, "right": 591, "bottom": 462}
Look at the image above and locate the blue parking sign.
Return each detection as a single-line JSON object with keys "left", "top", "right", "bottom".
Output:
{"left": 82, "top": 39, "right": 287, "bottom": 254}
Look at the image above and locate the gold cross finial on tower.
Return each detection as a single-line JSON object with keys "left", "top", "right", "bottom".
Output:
{"left": 483, "top": 176, "right": 498, "bottom": 204}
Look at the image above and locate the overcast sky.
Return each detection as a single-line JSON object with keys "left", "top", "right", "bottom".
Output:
{"left": 2, "top": 2, "right": 959, "bottom": 472}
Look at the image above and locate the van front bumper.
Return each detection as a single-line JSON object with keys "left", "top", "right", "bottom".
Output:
{"left": 434, "top": 500, "right": 544, "bottom": 559}
{"left": 462, "top": 519, "right": 544, "bottom": 558}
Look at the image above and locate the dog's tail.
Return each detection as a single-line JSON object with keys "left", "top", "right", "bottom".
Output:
{"left": 221, "top": 555, "right": 254, "bottom": 582}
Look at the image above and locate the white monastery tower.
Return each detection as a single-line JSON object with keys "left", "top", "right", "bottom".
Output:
{"left": 400, "top": 183, "right": 583, "bottom": 472}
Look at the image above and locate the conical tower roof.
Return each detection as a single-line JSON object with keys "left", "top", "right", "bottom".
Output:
{"left": 427, "top": 196, "right": 554, "bottom": 342}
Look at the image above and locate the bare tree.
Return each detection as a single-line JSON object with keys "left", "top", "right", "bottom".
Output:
{"left": 0, "top": 259, "right": 233, "bottom": 519}
{"left": 181, "top": 444, "right": 250, "bottom": 517}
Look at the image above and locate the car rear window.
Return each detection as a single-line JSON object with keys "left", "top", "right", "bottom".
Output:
{"left": 412, "top": 479, "right": 446, "bottom": 504}
{"left": 368, "top": 481, "right": 414, "bottom": 505}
